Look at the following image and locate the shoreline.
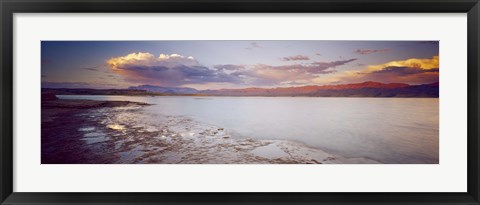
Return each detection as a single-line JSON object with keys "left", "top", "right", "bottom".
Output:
{"left": 42, "top": 99, "right": 152, "bottom": 108}
{"left": 41, "top": 98, "right": 380, "bottom": 164}
{"left": 42, "top": 81, "right": 439, "bottom": 98}
{"left": 55, "top": 93, "right": 439, "bottom": 99}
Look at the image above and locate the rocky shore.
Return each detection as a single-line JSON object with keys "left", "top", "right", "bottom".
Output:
{"left": 41, "top": 97, "right": 379, "bottom": 164}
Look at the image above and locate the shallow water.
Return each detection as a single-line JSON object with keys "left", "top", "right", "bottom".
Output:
{"left": 58, "top": 95, "right": 439, "bottom": 164}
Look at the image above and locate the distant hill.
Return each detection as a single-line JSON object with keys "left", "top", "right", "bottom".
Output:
{"left": 306, "top": 83, "right": 438, "bottom": 98}
{"left": 128, "top": 85, "right": 199, "bottom": 94}
{"left": 201, "top": 81, "right": 438, "bottom": 97}
{"left": 203, "top": 81, "right": 411, "bottom": 96}
{"left": 42, "top": 88, "right": 150, "bottom": 96}
{"left": 43, "top": 81, "right": 439, "bottom": 98}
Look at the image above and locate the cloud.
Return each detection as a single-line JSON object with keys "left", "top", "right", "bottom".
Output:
{"left": 107, "top": 52, "right": 241, "bottom": 86}
{"left": 310, "top": 59, "right": 357, "bottom": 72}
{"left": 107, "top": 53, "right": 199, "bottom": 70}
{"left": 371, "top": 66, "right": 439, "bottom": 75}
{"left": 356, "top": 66, "right": 439, "bottom": 85}
{"left": 365, "top": 55, "right": 439, "bottom": 72}
{"left": 282, "top": 55, "right": 310, "bottom": 61}
{"left": 245, "top": 42, "right": 261, "bottom": 50}
{"left": 279, "top": 80, "right": 312, "bottom": 86}
{"left": 106, "top": 52, "right": 357, "bottom": 88}
{"left": 315, "top": 53, "right": 322, "bottom": 56}
{"left": 213, "top": 64, "right": 245, "bottom": 71}
{"left": 324, "top": 56, "right": 439, "bottom": 85}
{"left": 80, "top": 65, "right": 101, "bottom": 71}
{"left": 225, "top": 58, "right": 357, "bottom": 86}
{"left": 354, "top": 49, "right": 390, "bottom": 55}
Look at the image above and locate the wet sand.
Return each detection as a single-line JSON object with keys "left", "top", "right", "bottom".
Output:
{"left": 41, "top": 99, "right": 379, "bottom": 164}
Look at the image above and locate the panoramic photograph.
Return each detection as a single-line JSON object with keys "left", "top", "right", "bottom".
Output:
{"left": 41, "top": 41, "right": 439, "bottom": 164}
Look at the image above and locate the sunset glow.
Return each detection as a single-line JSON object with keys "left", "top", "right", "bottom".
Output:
{"left": 42, "top": 41, "right": 439, "bottom": 89}
{"left": 41, "top": 40, "right": 440, "bottom": 164}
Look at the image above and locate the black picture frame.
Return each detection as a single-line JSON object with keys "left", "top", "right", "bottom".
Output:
{"left": 1, "top": 0, "right": 479, "bottom": 204}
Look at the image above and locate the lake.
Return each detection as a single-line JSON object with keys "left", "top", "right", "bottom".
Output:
{"left": 58, "top": 95, "right": 439, "bottom": 164}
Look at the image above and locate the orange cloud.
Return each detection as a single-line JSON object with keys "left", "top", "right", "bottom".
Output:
{"left": 365, "top": 55, "right": 439, "bottom": 72}
{"left": 314, "top": 56, "right": 439, "bottom": 85}
{"left": 106, "top": 52, "right": 198, "bottom": 71}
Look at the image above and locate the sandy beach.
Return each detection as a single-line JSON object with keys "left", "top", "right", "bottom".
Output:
{"left": 41, "top": 98, "right": 379, "bottom": 164}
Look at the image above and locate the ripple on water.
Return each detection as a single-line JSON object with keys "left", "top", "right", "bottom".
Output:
{"left": 145, "top": 126, "right": 158, "bottom": 132}
{"left": 107, "top": 124, "right": 125, "bottom": 130}
{"left": 118, "top": 145, "right": 145, "bottom": 163}
{"left": 82, "top": 132, "right": 108, "bottom": 145}
{"left": 84, "top": 132, "right": 103, "bottom": 137}
{"left": 78, "top": 127, "right": 95, "bottom": 132}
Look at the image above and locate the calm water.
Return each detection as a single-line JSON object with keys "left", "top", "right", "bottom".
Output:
{"left": 58, "top": 95, "right": 439, "bottom": 164}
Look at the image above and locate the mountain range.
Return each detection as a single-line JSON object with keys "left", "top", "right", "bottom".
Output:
{"left": 127, "top": 81, "right": 439, "bottom": 97}
{"left": 128, "top": 85, "right": 199, "bottom": 94}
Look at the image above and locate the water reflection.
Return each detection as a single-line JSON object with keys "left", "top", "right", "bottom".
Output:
{"left": 59, "top": 95, "right": 439, "bottom": 163}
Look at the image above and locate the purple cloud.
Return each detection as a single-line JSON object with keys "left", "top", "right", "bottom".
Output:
{"left": 309, "top": 59, "right": 357, "bottom": 72}
{"left": 213, "top": 64, "right": 245, "bottom": 71}
{"left": 80, "top": 65, "right": 101, "bottom": 71}
{"left": 282, "top": 55, "right": 310, "bottom": 61}
{"left": 226, "top": 58, "right": 357, "bottom": 86}
{"left": 107, "top": 52, "right": 357, "bottom": 87}
{"left": 371, "top": 66, "right": 439, "bottom": 76}
{"left": 354, "top": 49, "right": 390, "bottom": 55}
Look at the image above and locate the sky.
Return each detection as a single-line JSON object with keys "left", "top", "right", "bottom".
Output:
{"left": 41, "top": 41, "right": 439, "bottom": 90}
